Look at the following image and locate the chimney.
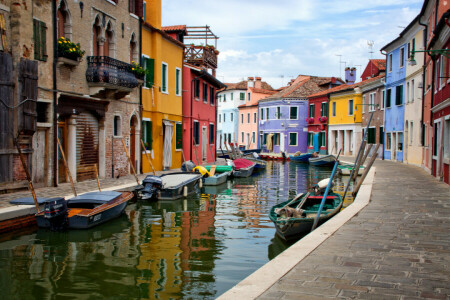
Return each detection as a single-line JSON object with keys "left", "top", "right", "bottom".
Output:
{"left": 248, "top": 77, "right": 254, "bottom": 88}
{"left": 345, "top": 67, "right": 356, "bottom": 84}
{"left": 255, "top": 77, "right": 262, "bottom": 89}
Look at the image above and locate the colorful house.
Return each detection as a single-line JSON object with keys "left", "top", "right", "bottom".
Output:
{"left": 381, "top": 34, "right": 408, "bottom": 162}
{"left": 238, "top": 77, "right": 275, "bottom": 150}
{"left": 259, "top": 75, "right": 339, "bottom": 154}
{"left": 141, "top": 1, "right": 185, "bottom": 171}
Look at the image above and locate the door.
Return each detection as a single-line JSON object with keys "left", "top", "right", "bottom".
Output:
{"left": 392, "top": 133, "right": 397, "bottom": 160}
{"left": 313, "top": 133, "right": 319, "bottom": 152}
{"left": 76, "top": 112, "right": 99, "bottom": 181}
{"left": 202, "top": 126, "right": 207, "bottom": 161}
{"left": 32, "top": 129, "right": 47, "bottom": 184}
{"left": 163, "top": 120, "right": 173, "bottom": 169}
{"left": 280, "top": 133, "right": 285, "bottom": 152}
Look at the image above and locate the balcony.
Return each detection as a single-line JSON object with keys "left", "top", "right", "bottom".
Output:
{"left": 85, "top": 56, "right": 138, "bottom": 98}
{"left": 184, "top": 46, "right": 218, "bottom": 69}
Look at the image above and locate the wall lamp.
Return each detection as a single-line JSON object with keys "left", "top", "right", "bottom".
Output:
{"left": 409, "top": 49, "right": 450, "bottom": 66}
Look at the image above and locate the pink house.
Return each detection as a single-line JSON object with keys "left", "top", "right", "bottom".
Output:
{"left": 238, "top": 77, "right": 274, "bottom": 149}
{"left": 182, "top": 64, "right": 225, "bottom": 164}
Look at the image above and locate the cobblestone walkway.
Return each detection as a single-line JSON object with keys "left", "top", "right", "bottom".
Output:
{"left": 258, "top": 160, "right": 450, "bottom": 300}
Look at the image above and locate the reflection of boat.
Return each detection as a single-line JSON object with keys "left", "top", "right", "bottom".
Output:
{"left": 289, "top": 153, "right": 313, "bottom": 163}
{"left": 138, "top": 172, "right": 202, "bottom": 200}
{"left": 269, "top": 192, "right": 343, "bottom": 241}
{"left": 338, "top": 164, "right": 364, "bottom": 175}
{"left": 232, "top": 159, "right": 256, "bottom": 178}
{"left": 203, "top": 182, "right": 229, "bottom": 195}
{"left": 204, "top": 171, "right": 231, "bottom": 186}
{"left": 267, "top": 233, "right": 297, "bottom": 260}
{"left": 244, "top": 157, "right": 267, "bottom": 170}
{"left": 308, "top": 155, "right": 337, "bottom": 166}
{"left": 35, "top": 191, "right": 133, "bottom": 230}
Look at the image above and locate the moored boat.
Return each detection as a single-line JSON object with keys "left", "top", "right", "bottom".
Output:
{"left": 269, "top": 192, "right": 343, "bottom": 241}
{"left": 289, "top": 153, "right": 313, "bottom": 162}
{"left": 308, "top": 154, "right": 337, "bottom": 166}
{"left": 35, "top": 191, "right": 133, "bottom": 230}
{"left": 232, "top": 158, "right": 256, "bottom": 178}
{"left": 338, "top": 164, "right": 365, "bottom": 176}
{"left": 203, "top": 171, "right": 231, "bottom": 186}
{"left": 138, "top": 172, "right": 202, "bottom": 200}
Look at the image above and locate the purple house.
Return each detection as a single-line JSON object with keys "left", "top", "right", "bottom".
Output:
{"left": 259, "top": 75, "right": 342, "bottom": 154}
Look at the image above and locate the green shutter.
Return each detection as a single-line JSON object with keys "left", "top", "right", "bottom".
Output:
{"left": 33, "top": 20, "right": 40, "bottom": 59}
{"left": 240, "top": 93, "right": 244, "bottom": 100}
{"left": 176, "top": 69, "right": 180, "bottom": 95}
{"left": 162, "top": 64, "right": 167, "bottom": 92}
{"left": 386, "top": 89, "right": 391, "bottom": 107}
{"left": 147, "top": 121, "right": 153, "bottom": 150}
{"left": 175, "top": 123, "right": 182, "bottom": 149}
{"left": 144, "top": 58, "right": 154, "bottom": 88}
{"left": 41, "top": 21, "right": 47, "bottom": 61}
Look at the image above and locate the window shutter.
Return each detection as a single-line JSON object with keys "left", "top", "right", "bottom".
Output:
{"left": 0, "top": 14, "right": 7, "bottom": 50}
{"left": 386, "top": 89, "right": 391, "bottom": 107}
{"left": 147, "top": 121, "right": 153, "bottom": 150}
{"left": 136, "top": 0, "right": 143, "bottom": 18}
{"left": 145, "top": 58, "right": 154, "bottom": 87}
{"left": 33, "top": 20, "right": 40, "bottom": 59}
{"left": 175, "top": 123, "right": 182, "bottom": 149}
{"left": 41, "top": 21, "right": 47, "bottom": 61}
{"left": 176, "top": 69, "right": 180, "bottom": 95}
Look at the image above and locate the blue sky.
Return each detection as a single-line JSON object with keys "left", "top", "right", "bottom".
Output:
{"left": 162, "top": 0, "right": 423, "bottom": 89}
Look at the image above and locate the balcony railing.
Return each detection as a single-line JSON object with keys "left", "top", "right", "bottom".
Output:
{"left": 86, "top": 56, "right": 138, "bottom": 90}
{"left": 184, "top": 46, "right": 218, "bottom": 69}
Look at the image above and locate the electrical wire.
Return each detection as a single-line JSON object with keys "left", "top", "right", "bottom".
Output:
{"left": 0, "top": 97, "right": 35, "bottom": 109}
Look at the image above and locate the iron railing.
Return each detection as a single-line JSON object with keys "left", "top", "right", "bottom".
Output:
{"left": 86, "top": 56, "right": 138, "bottom": 89}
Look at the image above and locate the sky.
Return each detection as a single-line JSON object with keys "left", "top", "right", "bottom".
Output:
{"left": 162, "top": 0, "right": 423, "bottom": 89}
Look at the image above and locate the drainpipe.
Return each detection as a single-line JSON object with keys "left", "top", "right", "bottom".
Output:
{"left": 419, "top": 14, "right": 428, "bottom": 146}
{"left": 139, "top": 17, "right": 143, "bottom": 173}
{"left": 380, "top": 49, "right": 387, "bottom": 159}
{"left": 52, "top": 0, "right": 58, "bottom": 187}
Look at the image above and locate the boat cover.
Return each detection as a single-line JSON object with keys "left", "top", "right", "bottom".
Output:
{"left": 233, "top": 158, "right": 254, "bottom": 170}
{"left": 68, "top": 191, "right": 121, "bottom": 204}
{"left": 161, "top": 173, "right": 201, "bottom": 188}
{"left": 10, "top": 197, "right": 53, "bottom": 205}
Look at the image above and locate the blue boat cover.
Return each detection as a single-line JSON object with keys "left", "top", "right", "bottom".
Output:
{"left": 10, "top": 197, "right": 52, "bottom": 205}
{"left": 68, "top": 191, "right": 121, "bottom": 204}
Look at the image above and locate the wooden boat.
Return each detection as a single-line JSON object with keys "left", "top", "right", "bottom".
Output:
{"left": 308, "top": 154, "right": 337, "bottom": 166}
{"left": 243, "top": 157, "right": 267, "bottom": 170}
{"left": 289, "top": 153, "right": 313, "bottom": 162}
{"left": 338, "top": 164, "right": 365, "bottom": 176}
{"left": 203, "top": 171, "right": 231, "bottom": 186}
{"left": 269, "top": 192, "right": 343, "bottom": 241}
{"left": 232, "top": 158, "right": 256, "bottom": 178}
{"left": 138, "top": 172, "right": 202, "bottom": 200}
{"left": 35, "top": 191, "right": 133, "bottom": 230}
{"left": 259, "top": 152, "right": 287, "bottom": 160}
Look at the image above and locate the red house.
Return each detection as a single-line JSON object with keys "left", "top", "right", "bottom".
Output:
{"left": 360, "top": 59, "right": 386, "bottom": 81}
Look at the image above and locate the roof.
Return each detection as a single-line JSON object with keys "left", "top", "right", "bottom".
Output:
{"left": 371, "top": 59, "right": 386, "bottom": 71}
{"left": 185, "top": 65, "right": 226, "bottom": 89}
{"left": 143, "top": 22, "right": 185, "bottom": 48}
{"left": 309, "top": 74, "right": 385, "bottom": 98}
{"left": 381, "top": 14, "right": 420, "bottom": 52}
{"left": 220, "top": 79, "right": 274, "bottom": 92}
{"left": 161, "top": 25, "right": 187, "bottom": 33}
{"left": 249, "top": 87, "right": 277, "bottom": 95}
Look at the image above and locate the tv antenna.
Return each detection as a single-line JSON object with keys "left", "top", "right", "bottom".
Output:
{"left": 367, "top": 40, "right": 374, "bottom": 59}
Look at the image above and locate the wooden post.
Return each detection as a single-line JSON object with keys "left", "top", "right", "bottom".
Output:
{"left": 194, "top": 144, "right": 200, "bottom": 166}
{"left": 181, "top": 148, "right": 186, "bottom": 164}
{"left": 141, "top": 139, "right": 156, "bottom": 175}
{"left": 209, "top": 144, "right": 215, "bottom": 163}
{"left": 94, "top": 164, "right": 101, "bottom": 191}
{"left": 352, "top": 144, "right": 380, "bottom": 197}
{"left": 57, "top": 138, "right": 77, "bottom": 197}
{"left": 352, "top": 143, "right": 372, "bottom": 181}
{"left": 121, "top": 138, "right": 140, "bottom": 185}
{"left": 224, "top": 142, "right": 233, "bottom": 159}
{"left": 14, "top": 139, "right": 40, "bottom": 213}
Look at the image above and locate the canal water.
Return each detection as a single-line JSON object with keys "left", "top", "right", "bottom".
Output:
{"left": 0, "top": 161, "right": 353, "bottom": 299}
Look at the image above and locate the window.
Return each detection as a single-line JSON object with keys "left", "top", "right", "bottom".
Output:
{"left": 321, "top": 102, "right": 327, "bottom": 117}
{"left": 406, "top": 82, "right": 410, "bottom": 103}
{"left": 142, "top": 56, "right": 155, "bottom": 88}
{"left": 386, "top": 132, "right": 391, "bottom": 150}
{"left": 274, "top": 133, "right": 280, "bottom": 145}
{"left": 248, "top": 92, "right": 251, "bottom": 102}
{"left": 260, "top": 108, "right": 264, "bottom": 120}
{"left": 223, "top": 113, "right": 226, "bottom": 123}
{"left": 231, "top": 113, "right": 233, "bottom": 122}
{"left": 362, "top": 95, "right": 366, "bottom": 113}
{"left": 230, "top": 93, "right": 233, "bottom": 100}
{"left": 175, "top": 68, "right": 181, "bottom": 96}
{"left": 444, "top": 119, "right": 450, "bottom": 160}
{"left": 241, "top": 132, "right": 244, "bottom": 143}
{"left": 395, "top": 85, "right": 403, "bottom": 106}
{"left": 194, "top": 79, "right": 200, "bottom": 98}
{"left": 398, "top": 132, "right": 403, "bottom": 151}
{"left": 209, "top": 124, "right": 215, "bottom": 144}
{"left": 400, "top": 47, "right": 405, "bottom": 68}
{"left": 381, "top": 90, "right": 385, "bottom": 110}
{"left": 210, "top": 87, "right": 215, "bottom": 105}
{"left": 263, "top": 133, "right": 268, "bottom": 145}
{"left": 57, "top": 1, "right": 71, "bottom": 40}
{"left": 223, "top": 94, "right": 226, "bottom": 102}
{"left": 240, "top": 92, "right": 245, "bottom": 100}
{"left": 130, "top": 34, "right": 138, "bottom": 63}
{"left": 379, "top": 126, "right": 384, "bottom": 144}
{"left": 369, "top": 92, "right": 376, "bottom": 112}
{"left": 289, "top": 132, "right": 298, "bottom": 146}
{"left": 320, "top": 131, "right": 326, "bottom": 147}
{"left": 161, "top": 62, "right": 168, "bottom": 93}
{"left": 113, "top": 116, "right": 122, "bottom": 137}
{"left": 142, "top": 120, "right": 152, "bottom": 150}
{"left": 219, "top": 114, "right": 221, "bottom": 123}
{"left": 307, "top": 132, "right": 313, "bottom": 147}
{"left": 33, "top": 19, "right": 47, "bottom": 61}
{"left": 368, "top": 127, "right": 376, "bottom": 144}
{"left": 241, "top": 114, "right": 243, "bottom": 124}
{"left": 433, "top": 122, "right": 439, "bottom": 156}
{"left": 388, "top": 53, "right": 392, "bottom": 72}
{"left": 203, "top": 82, "right": 208, "bottom": 103}
{"left": 129, "top": 0, "right": 144, "bottom": 17}
{"left": 290, "top": 107, "right": 298, "bottom": 119}
{"left": 254, "top": 112, "right": 257, "bottom": 123}
{"left": 386, "top": 89, "right": 392, "bottom": 108}
{"left": 309, "top": 104, "right": 315, "bottom": 118}
{"left": 276, "top": 107, "right": 281, "bottom": 119}
{"left": 247, "top": 113, "right": 250, "bottom": 123}
{"left": 410, "top": 121, "right": 414, "bottom": 145}
{"left": 332, "top": 102, "right": 336, "bottom": 117}
{"left": 252, "top": 132, "right": 255, "bottom": 143}
{"left": 227, "top": 133, "right": 231, "bottom": 143}
{"left": 266, "top": 108, "right": 269, "bottom": 119}
{"left": 194, "top": 121, "right": 200, "bottom": 145}
{"left": 143, "top": 1, "right": 146, "bottom": 21}
{"left": 439, "top": 56, "right": 445, "bottom": 89}
{"left": 175, "top": 123, "right": 182, "bottom": 150}
{"left": 348, "top": 99, "right": 354, "bottom": 115}
{"left": 411, "top": 80, "right": 414, "bottom": 103}
{"left": 218, "top": 95, "right": 222, "bottom": 102}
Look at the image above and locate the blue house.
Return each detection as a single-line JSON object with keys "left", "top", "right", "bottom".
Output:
{"left": 381, "top": 38, "right": 407, "bottom": 162}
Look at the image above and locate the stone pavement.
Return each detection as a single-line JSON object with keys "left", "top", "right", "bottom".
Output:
{"left": 258, "top": 159, "right": 450, "bottom": 300}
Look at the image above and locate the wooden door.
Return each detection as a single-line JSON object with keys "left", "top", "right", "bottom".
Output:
{"left": 0, "top": 52, "right": 13, "bottom": 183}
{"left": 76, "top": 112, "right": 99, "bottom": 181}
{"left": 32, "top": 128, "right": 47, "bottom": 184}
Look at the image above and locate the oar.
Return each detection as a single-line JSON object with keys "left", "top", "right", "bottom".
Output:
{"left": 295, "top": 192, "right": 311, "bottom": 210}
{"left": 281, "top": 192, "right": 307, "bottom": 210}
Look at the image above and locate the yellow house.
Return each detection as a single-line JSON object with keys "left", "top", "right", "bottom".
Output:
{"left": 328, "top": 85, "right": 363, "bottom": 156}
{"left": 141, "top": 0, "right": 184, "bottom": 172}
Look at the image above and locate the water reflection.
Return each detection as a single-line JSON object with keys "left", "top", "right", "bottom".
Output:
{"left": 0, "top": 162, "right": 353, "bottom": 299}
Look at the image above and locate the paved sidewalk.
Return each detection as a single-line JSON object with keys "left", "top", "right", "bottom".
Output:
{"left": 258, "top": 160, "right": 450, "bottom": 299}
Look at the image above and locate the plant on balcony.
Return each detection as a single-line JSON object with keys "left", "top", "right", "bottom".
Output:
{"left": 131, "top": 61, "right": 146, "bottom": 80}
{"left": 57, "top": 37, "right": 85, "bottom": 61}
{"left": 306, "top": 117, "right": 314, "bottom": 124}
{"left": 319, "top": 116, "right": 328, "bottom": 123}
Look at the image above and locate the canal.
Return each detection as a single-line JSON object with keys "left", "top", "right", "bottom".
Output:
{"left": 0, "top": 161, "right": 353, "bottom": 299}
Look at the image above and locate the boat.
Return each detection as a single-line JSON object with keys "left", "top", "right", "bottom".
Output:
{"left": 138, "top": 172, "right": 202, "bottom": 200}
{"left": 259, "top": 152, "right": 288, "bottom": 160}
{"left": 308, "top": 154, "right": 337, "bottom": 166}
{"left": 269, "top": 191, "right": 343, "bottom": 241}
{"left": 338, "top": 164, "right": 365, "bottom": 176}
{"left": 243, "top": 157, "right": 267, "bottom": 170}
{"left": 203, "top": 171, "right": 231, "bottom": 186}
{"left": 289, "top": 153, "right": 313, "bottom": 162}
{"left": 232, "top": 158, "right": 256, "bottom": 178}
{"left": 35, "top": 191, "right": 133, "bottom": 230}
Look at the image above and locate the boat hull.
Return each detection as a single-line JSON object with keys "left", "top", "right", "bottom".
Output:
{"left": 289, "top": 153, "right": 313, "bottom": 162}
{"left": 233, "top": 164, "right": 255, "bottom": 177}
{"left": 308, "top": 155, "right": 337, "bottom": 166}
{"left": 203, "top": 171, "right": 230, "bottom": 186}
{"left": 158, "top": 172, "right": 202, "bottom": 200}
{"left": 338, "top": 165, "right": 364, "bottom": 175}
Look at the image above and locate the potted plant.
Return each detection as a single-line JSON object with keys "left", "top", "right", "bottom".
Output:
{"left": 131, "top": 61, "right": 146, "bottom": 82}
{"left": 319, "top": 116, "right": 327, "bottom": 123}
{"left": 57, "top": 37, "right": 85, "bottom": 64}
{"left": 306, "top": 117, "right": 314, "bottom": 124}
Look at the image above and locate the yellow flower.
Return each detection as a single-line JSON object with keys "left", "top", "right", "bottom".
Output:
{"left": 61, "top": 37, "right": 65, "bottom": 40}
{"left": 58, "top": 41, "right": 62, "bottom": 44}
{"left": 132, "top": 68, "right": 135, "bottom": 70}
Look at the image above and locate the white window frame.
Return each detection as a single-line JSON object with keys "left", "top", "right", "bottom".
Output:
{"left": 444, "top": 116, "right": 450, "bottom": 163}
{"left": 142, "top": 117, "right": 152, "bottom": 153}
{"left": 241, "top": 132, "right": 244, "bottom": 143}
{"left": 260, "top": 108, "right": 264, "bottom": 120}
{"left": 369, "top": 92, "right": 376, "bottom": 112}
{"left": 348, "top": 99, "right": 354, "bottom": 116}
{"left": 241, "top": 114, "right": 244, "bottom": 124}
{"left": 332, "top": 102, "right": 336, "bottom": 117}
{"left": 290, "top": 106, "right": 298, "bottom": 120}
{"left": 406, "top": 81, "right": 410, "bottom": 103}
{"left": 388, "top": 53, "right": 393, "bottom": 72}
{"left": 289, "top": 132, "right": 298, "bottom": 146}
{"left": 142, "top": 54, "right": 151, "bottom": 90}
{"left": 175, "top": 67, "right": 181, "bottom": 96}
{"left": 411, "top": 79, "right": 415, "bottom": 103}
{"left": 276, "top": 106, "right": 281, "bottom": 119}
{"left": 252, "top": 131, "right": 256, "bottom": 143}
{"left": 175, "top": 121, "right": 182, "bottom": 151}
{"left": 161, "top": 61, "right": 168, "bottom": 94}
{"left": 381, "top": 90, "right": 385, "bottom": 110}
{"left": 362, "top": 95, "right": 366, "bottom": 113}
{"left": 400, "top": 47, "right": 405, "bottom": 68}
{"left": 113, "top": 114, "right": 122, "bottom": 137}
{"left": 439, "top": 56, "right": 445, "bottom": 90}
{"left": 253, "top": 112, "right": 257, "bottom": 123}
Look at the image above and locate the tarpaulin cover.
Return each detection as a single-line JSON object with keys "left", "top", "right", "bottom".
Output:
{"left": 233, "top": 159, "right": 254, "bottom": 170}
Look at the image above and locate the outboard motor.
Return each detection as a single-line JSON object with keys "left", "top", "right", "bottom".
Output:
{"left": 139, "top": 175, "right": 163, "bottom": 200}
{"left": 181, "top": 160, "right": 196, "bottom": 172}
{"left": 313, "top": 178, "right": 334, "bottom": 195}
{"left": 44, "top": 197, "right": 68, "bottom": 231}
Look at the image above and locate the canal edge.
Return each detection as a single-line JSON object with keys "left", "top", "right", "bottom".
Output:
{"left": 217, "top": 167, "right": 376, "bottom": 300}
